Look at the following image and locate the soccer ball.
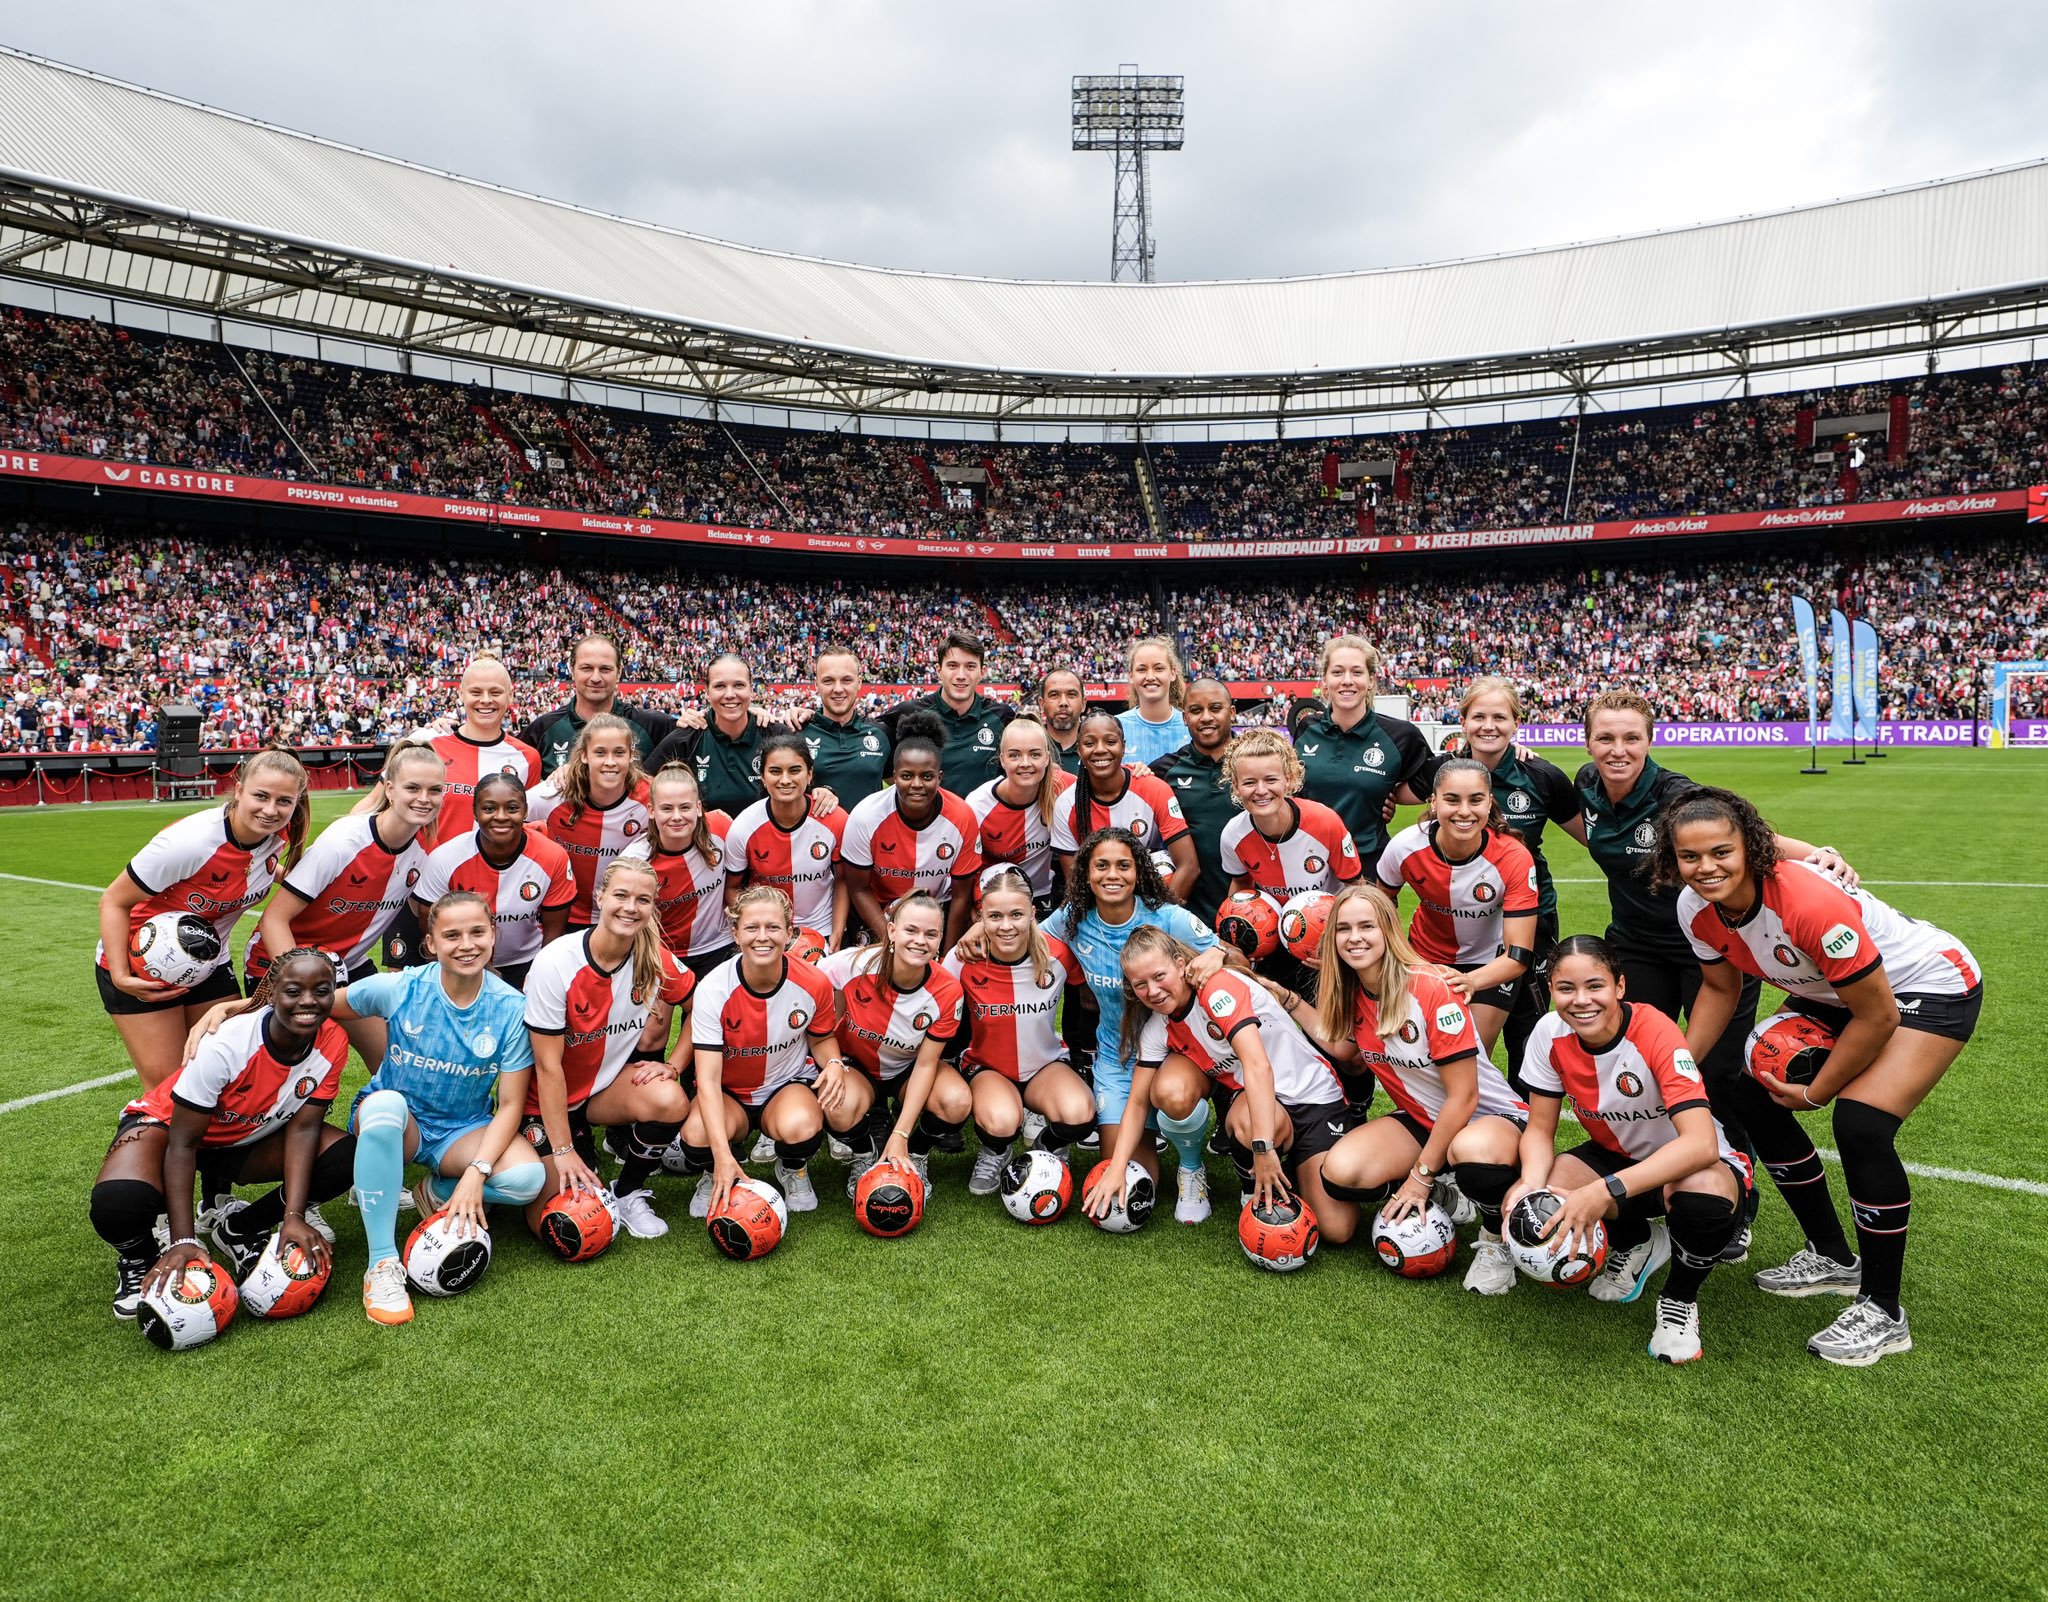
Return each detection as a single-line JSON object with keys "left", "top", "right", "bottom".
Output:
{"left": 1747, "top": 1010, "right": 1835, "bottom": 1086}
{"left": 1505, "top": 1189, "right": 1609, "bottom": 1287}
{"left": 128, "top": 912, "right": 222, "bottom": 988}
{"left": 998, "top": 1148, "right": 1073, "bottom": 1224}
{"left": 787, "top": 928, "right": 830, "bottom": 964}
{"left": 404, "top": 1209, "right": 494, "bottom": 1296}
{"left": 708, "top": 1176, "right": 788, "bottom": 1260}
{"left": 238, "top": 1231, "right": 331, "bottom": 1318}
{"left": 1279, "top": 891, "right": 1334, "bottom": 964}
{"left": 137, "top": 1258, "right": 239, "bottom": 1350}
{"left": 1083, "top": 1158, "right": 1155, "bottom": 1233}
{"left": 536, "top": 1187, "right": 617, "bottom": 1263}
{"left": 1370, "top": 1201, "right": 1458, "bottom": 1278}
{"left": 1215, "top": 891, "right": 1281, "bottom": 960}
{"left": 1238, "top": 1194, "right": 1320, "bottom": 1271}
{"left": 854, "top": 1158, "right": 925, "bottom": 1238}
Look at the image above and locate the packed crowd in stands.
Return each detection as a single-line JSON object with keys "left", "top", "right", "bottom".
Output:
{"left": 8, "top": 308, "right": 2048, "bottom": 549}
{"left": 4, "top": 510, "right": 2042, "bottom": 753}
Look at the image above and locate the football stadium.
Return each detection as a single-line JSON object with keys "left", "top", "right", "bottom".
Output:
{"left": 2, "top": 14, "right": 2046, "bottom": 1599}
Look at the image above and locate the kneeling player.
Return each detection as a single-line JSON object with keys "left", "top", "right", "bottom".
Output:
{"left": 1309, "top": 885, "right": 1527, "bottom": 1290}
{"left": 521, "top": 858, "right": 695, "bottom": 1243}
{"left": 1507, "top": 937, "right": 1751, "bottom": 1364}
{"left": 816, "top": 891, "right": 971, "bottom": 1196}
{"left": 672, "top": 888, "right": 860, "bottom": 1216}
{"left": 90, "top": 948, "right": 354, "bottom": 1319}
{"left": 943, "top": 867, "right": 1097, "bottom": 1191}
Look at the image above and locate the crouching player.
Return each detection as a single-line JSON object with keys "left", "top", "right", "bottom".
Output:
{"left": 521, "top": 858, "right": 696, "bottom": 1243}
{"left": 943, "top": 867, "right": 1098, "bottom": 1191}
{"left": 1306, "top": 885, "right": 1527, "bottom": 1291}
{"left": 1086, "top": 926, "right": 1350, "bottom": 1232}
{"left": 90, "top": 948, "right": 354, "bottom": 1319}
{"left": 1508, "top": 936, "right": 1752, "bottom": 1364}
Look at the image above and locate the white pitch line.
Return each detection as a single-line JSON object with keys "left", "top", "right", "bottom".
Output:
{"left": 1550, "top": 878, "right": 2047, "bottom": 889}
{"left": 0, "top": 871, "right": 108, "bottom": 893}
{"left": 0, "top": 1071, "right": 132, "bottom": 1115}
{"left": 1817, "top": 1148, "right": 2048, "bottom": 1198}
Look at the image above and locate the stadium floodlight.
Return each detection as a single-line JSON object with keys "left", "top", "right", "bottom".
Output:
{"left": 1072, "top": 66, "right": 1184, "bottom": 283}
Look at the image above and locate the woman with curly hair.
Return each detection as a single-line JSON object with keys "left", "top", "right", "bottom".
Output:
{"left": 1657, "top": 787, "right": 1982, "bottom": 1367}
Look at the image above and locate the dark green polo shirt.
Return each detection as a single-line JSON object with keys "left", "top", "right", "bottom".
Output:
{"left": 1148, "top": 743, "right": 1239, "bottom": 924}
{"left": 647, "top": 717, "right": 769, "bottom": 817}
{"left": 883, "top": 692, "right": 1012, "bottom": 794}
{"left": 1293, "top": 711, "right": 1429, "bottom": 871}
{"left": 1575, "top": 757, "right": 1698, "bottom": 960}
{"left": 802, "top": 711, "right": 891, "bottom": 808}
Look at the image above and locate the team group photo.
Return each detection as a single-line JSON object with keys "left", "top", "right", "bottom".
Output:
{"left": 2, "top": 6, "right": 2043, "bottom": 1600}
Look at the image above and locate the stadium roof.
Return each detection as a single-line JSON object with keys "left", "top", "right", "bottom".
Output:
{"left": 5, "top": 46, "right": 2048, "bottom": 426}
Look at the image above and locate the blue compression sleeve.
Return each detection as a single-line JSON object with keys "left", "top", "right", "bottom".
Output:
{"left": 353, "top": 1089, "right": 409, "bottom": 1265}
{"left": 1158, "top": 1102, "right": 1210, "bottom": 1173}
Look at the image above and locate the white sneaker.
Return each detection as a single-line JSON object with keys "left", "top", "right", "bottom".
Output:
{"left": 749, "top": 1133, "right": 777, "bottom": 1164}
{"left": 1807, "top": 1296, "right": 1912, "bottom": 1367}
{"left": 969, "top": 1142, "right": 1011, "bottom": 1196}
{"left": 1020, "top": 1111, "right": 1048, "bottom": 1146}
{"left": 777, "top": 1163, "right": 818, "bottom": 1213}
{"left": 1754, "top": 1243, "right": 1861, "bottom": 1298}
{"left": 827, "top": 1134, "right": 855, "bottom": 1163}
{"left": 689, "top": 1175, "right": 714, "bottom": 1219}
{"left": 609, "top": 1187, "right": 667, "bottom": 1239}
{"left": 196, "top": 1195, "right": 248, "bottom": 1241}
{"left": 152, "top": 1214, "right": 171, "bottom": 1253}
{"left": 1076, "top": 1129, "right": 1100, "bottom": 1150}
{"left": 362, "top": 1256, "right": 413, "bottom": 1326}
{"left": 1462, "top": 1233, "right": 1515, "bottom": 1296}
{"left": 1648, "top": 1296, "right": 1703, "bottom": 1364}
{"left": 1174, "top": 1164, "right": 1212, "bottom": 1225}
{"left": 1589, "top": 1221, "right": 1670, "bottom": 1304}
{"left": 844, "top": 1149, "right": 879, "bottom": 1200}
{"left": 302, "top": 1203, "right": 336, "bottom": 1245}
{"left": 1435, "top": 1174, "right": 1476, "bottom": 1227}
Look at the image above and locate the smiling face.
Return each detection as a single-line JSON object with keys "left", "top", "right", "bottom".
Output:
{"left": 269, "top": 953, "right": 337, "bottom": 1035}
{"left": 1672, "top": 816, "right": 1748, "bottom": 906}
{"left": 1432, "top": 771, "right": 1491, "bottom": 840}
{"left": 1122, "top": 944, "right": 1189, "bottom": 1014}
{"left": 473, "top": 780, "right": 529, "bottom": 851}
{"left": 1230, "top": 751, "right": 1291, "bottom": 820}
{"left": 1077, "top": 716, "right": 1126, "bottom": 786}
{"left": 814, "top": 652, "right": 862, "bottom": 720}
{"left": 1128, "top": 643, "right": 1177, "bottom": 710}
{"left": 761, "top": 746, "right": 812, "bottom": 811}
{"left": 650, "top": 777, "right": 703, "bottom": 849}
{"left": 1321, "top": 645, "right": 1376, "bottom": 717}
{"left": 230, "top": 766, "right": 303, "bottom": 840}
{"left": 385, "top": 753, "right": 447, "bottom": 833}
{"left": 707, "top": 659, "right": 752, "bottom": 723}
{"left": 426, "top": 902, "right": 496, "bottom": 976}
{"left": 1183, "top": 683, "right": 1235, "bottom": 751}
{"left": 981, "top": 886, "right": 1036, "bottom": 962}
{"left": 572, "top": 640, "right": 619, "bottom": 709}
{"left": 733, "top": 900, "right": 792, "bottom": 964}
{"left": 937, "top": 646, "right": 983, "bottom": 704}
{"left": 597, "top": 866, "right": 657, "bottom": 941}
{"left": 583, "top": 730, "right": 633, "bottom": 800}
{"left": 888, "top": 901, "right": 945, "bottom": 974}
{"left": 1549, "top": 952, "right": 1625, "bottom": 1041}
{"left": 1461, "top": 688, "right": 1517, "bottom": 760}
{"left": 892, "top": 746, "right": 942, "bottom": 818}
{"left": 1085, "top": 839, "right": 1138, "bottom": 911}
{"left": 1331, "top": 897, "right": 1389, "bottom": 975}
{"left": 999, "top": 722, "right": 1051, "bottom": 794}
{"left": 458, "top": 658, "right": 514, "bottom": 736}
{"left": 1586, "top": 708, "right": 1651, "bottom": 794}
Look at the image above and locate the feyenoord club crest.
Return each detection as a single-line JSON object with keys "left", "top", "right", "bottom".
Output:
{"left": 1616, "top": 1070, "right": 1644, "bottom": 1097}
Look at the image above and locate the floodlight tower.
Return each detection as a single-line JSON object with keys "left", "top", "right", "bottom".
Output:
{"left": 1071, "top": 66, "right": 1184, "bottom": 282}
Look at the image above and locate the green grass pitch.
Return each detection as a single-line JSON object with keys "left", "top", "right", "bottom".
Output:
{"left": 1, "top": 749, "right": 2044, "bottom": 1601}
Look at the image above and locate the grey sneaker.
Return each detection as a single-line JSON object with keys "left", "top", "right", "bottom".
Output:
{"left": 969, "top": 1143, "right": 1011, "bottom": 1196}
{"left": 1807, "top": 1295, "right": 1911, "bottom": 1367}
{"left": 1754, "top": 1244, "right": 1861, "bottom": 1298}
{"left": 844, "top": 1149, "right": 880, "bottom": 1200}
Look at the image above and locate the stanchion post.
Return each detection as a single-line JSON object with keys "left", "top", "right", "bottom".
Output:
{"left": 34, "top": 762, "right": 45, "bottom": 806}
{"left": 150, "top": 761, "right": 160, "bottom": 802}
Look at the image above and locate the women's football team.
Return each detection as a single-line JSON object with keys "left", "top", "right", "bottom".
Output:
{"left": 88, "top": 632, "right": 1981, "bottom": 1366}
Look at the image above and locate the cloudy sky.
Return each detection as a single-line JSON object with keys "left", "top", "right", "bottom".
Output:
{"left": 3, "top": 1, "right": 2044, "bottom": 283}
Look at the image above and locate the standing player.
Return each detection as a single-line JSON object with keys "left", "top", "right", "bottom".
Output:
{"left": 671, "top": 887, "right": 863, "bottom": 1216}
{"left": 942, "top": 867, "right": 1098, "bottom": 1190}
{"left": 521, "top": 858, "right": 696, "bottom": 1242}
{"left": 526, "top": 714, "right": 652, "bottom": 928}
{"left": 517, "top": 634, "right": 676, "bottom": 777}
{"left": 410, "top": 773, "right": 576, "bottom": 990}
{"left": 840, "top": 711, "right": 982, "bottom": 948}
{"left": 96, "top": 748, "right": 311, "bottom": 1089}
{"left": 723, "top": 733, "right": 849, "bottom": 949}
{"left": 1375, "top": 758, "right": 1539, "bottom": 1056}
{"left": 965, "top": 716, "right": 1069, "bottom": 909}
{"left": 1117, "top": 636, "right": 1190, "bottom": 766}
{"left": 802, "top": 645, "right": 892, "bottom": 808}
{"left": 624, "top": 765, "right": 736, "bottom": 977}
{"left": 1659, "top": 788, "right": 1981, "bottom": 1366}
{"left": 1508, "top": 937, "right": 1751, "bottom": 1364}
{"left": 1147, "top": 678, "right": 1241, "bottom": 926}
{"left": 90, "top": 948, "right": 354, "bottom": 1319}
{"left": 816, "top": 892, "right": 971, "bottom": 1194}
{"left": 1292, "top": 635, "right": 1430, "bottom": 877}
{"left": 1050, "top": 710, "right": 1198, "bottom": 904}
{"left": 645, "top": 654, "right": 779, "bottom": 816}
{"left": 880, "top": 630, "right": 1013, "bottom": 793}
{"left": 1306, "top": 884, "right": 1526, "bottom": 1290}
{"left": 1036, "top": 668, "right": 1087, "bottom": 777}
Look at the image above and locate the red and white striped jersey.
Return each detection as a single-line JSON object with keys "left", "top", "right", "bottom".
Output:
{"left": 1219, "top": 799, "right": 1363, "bottom": 902}
{"left": 623, "top": 812, "right": 733, "bottom": 956}
{"left": 247, "top": 812, "right": 428, "bottom": 975}
{"left": 965, "top": 776, "right": 1071, "bottom": 899}
{"left": 721, "top": 799, "right": 846, "bottom": 935}
{"left": 1050, "top": 767, "right": 1191, "bottom": 854}
{"left": 430, "top": 730, "right": 540, "bottom": 838}
{"left": 1134, "top": 969, "right": 1343, "bottom": 1108}
{"left": 942, "top": 938, "right": 1082, "bottom": 1082}
{"left": 125, "top": 1010, "right": 349, "bottom": 1147}
{"left": 1376, "top": 821, "right": 1539, "bottom": 966}
{"left": 526, "top": 777, "right": 652, "bottom": 925}
{"left": 1679, "top": 860, "right": 1980, "bottom": 1005}
{"left": 99, "top": 807, "right": 289, "bottom": 977}
{"left": 522, "top": 929, "right": 694, "bottom": 1113}
{"left": 816, "top": 945, "right": 964, "bottom": 1080}
{"left": 843, "top": 788, "right": 984, "bottom": 903}
{"left": 413, "top": 827, "right": 576, "bottom": 969}
{"left": 1350, "top": 968, "right": 1525, "bottom": 1129}
{"left": 690, "top": 955, "right": 839, "bottom": 1106}
{"left": 1521, "top": 1004, "right": 1742, "bottom": 1168}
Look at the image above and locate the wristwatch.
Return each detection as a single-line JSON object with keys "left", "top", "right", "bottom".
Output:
{"left": 1603, "top": 1173, "right": 1629, "bottom": 1203}
{"left": 1414, "top": 1160, "right": 1438, "bottom": 1181}
{"left": 1250, "top": 1139, "right": 1273, "bottom": 1156}
{"left": 469, "top": 1158, "right": 493, "bottom": 1178}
